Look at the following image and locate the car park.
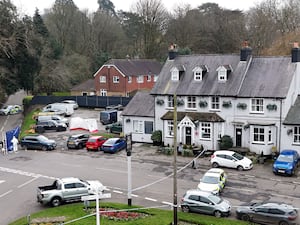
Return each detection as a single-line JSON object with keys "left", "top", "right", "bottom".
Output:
{"left": 86, "top": 136, "right": 107, "bottom": 151}
{"left": 210, "top": 150, "right": 253, "bottom": 171}
{"left": 67, "top": 133, "right": 90, "bottom": 149}
{"left": 61, "top": 100, "right": 79, "bottom": 110}
{"left": 273, "top": 149, "right": 299, "bottom": 176}
{"left": 101, "top": 137, "right": 127, "bottom": 153}
{"left": 236, "top": 202, "right": 298, "bottom": 225}
{"left": 35, "top": 120, "right": 67, "bottom": 133}
{"left": 0, "top": 104, "right": 22, "bottom": 115}
{"left": 105, "top": 121, "right": 122, "bottom": 134}
{"left": 20, "top": 135, "right": 56, "bottom": 151}
{"left": 180, "top": 189, "right": 231, "bottom": 218}
{"left": 197, "top": 168, "right": 227, "bottom": 195}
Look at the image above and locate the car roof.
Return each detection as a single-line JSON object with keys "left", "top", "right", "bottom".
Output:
{"left": 88, "top": 136, "right": 103, "bottom": 139}
{"left": 185, "top": 189, "right": 213, "bottom": 197}
{"left": 70, "top": 133, "right": 89, "bottom": 138}
{"left": 258, "top": 202, "right": 295, "bottom": 210}
{"left": 214, "top": 150, "right": 235, "bottom": 155}
{"left": 280, "top": 150, "right": 298, "bottom": 155}
{"left": 207, "top": 168, "right": 225, "bottom": 174}
{"left": 203, "top": 171, "right": 220, "bottom": 178}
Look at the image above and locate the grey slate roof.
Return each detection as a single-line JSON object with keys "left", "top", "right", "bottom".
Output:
{"left": 283, "top": 95, "right": 300, "bottom": 125}
{"left": 121, "top": 91, "right": 154, "bottom": 117}
{"left": 161, "top": 111, "right": 225, "bottom": 122}
{"left": 105, "top": 59, "right": 162, "bottom": 77}
{"left": 70, "top": 79, "right": 94, "bottom": 91}
{"left": 151, "top": 54, "right": 296, "bottom": 98}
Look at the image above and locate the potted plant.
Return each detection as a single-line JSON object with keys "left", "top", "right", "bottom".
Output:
{"left": 219, "top": 135, "right": 233, "bottom": 149}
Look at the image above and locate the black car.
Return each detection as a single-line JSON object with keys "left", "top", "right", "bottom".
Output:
{"left": 35, "top": 120, "right": 67, "bottom": 133}
{"left": 105, "top": 122, "right": 122, "bottom": 134}
{"left": 236, "top": 202, "right": 298, "bottom": 225}
{"left": 20, "top": 135, "right": 56, "bottom": 151}
{"left": 67, "top": 133, "right": 90, "bottom": 149}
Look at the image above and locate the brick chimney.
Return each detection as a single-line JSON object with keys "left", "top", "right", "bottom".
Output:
{"left": 240, "top": 41, "right": 252, "bottom": 61}
{"left": 168, "top": 43, "right": 178, "bottom": 60}
{"left": 291, "top": 42, "right": 300, "bottom": 63}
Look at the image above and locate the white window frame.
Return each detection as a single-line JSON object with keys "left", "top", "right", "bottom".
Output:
{"left": 200, "top": 122, "right": 211, "bottom": 140}
{"left": 293, "top": 126, "right": 300, "bottom": 144}
{"left": 100, "top": 89, "right": 107, "bottom": 96}
{"left": 186, "top": 96, "right": 196, "bottom": 109}
{"left": 194, "top": 70, "right": 202, "bottom": 81}
{"left": 154, "top": 75, "right": 158, "bottom": 82}
{"left": 128, "top": 76, "right": 132, "bottom": 83}
{"left": 218, "top": 69, "right": 227, "bottom": 81}
{"left": 113, "top": 76, "right": 119, "bottom": 83}
{"left": 137, "top": 76, "right": 144, "bottom": 83}
{"left": 99, "top": 76, "right": 106, "bottom": 83}
{"left": 167, "top": 121, "right": 174, "bottom": 137}
{"left": 167, "top": 96, "right": 174, "bottom": 108}
{"left": 251, "top": 98, "right": 264, "bottom": 113}
{"left": 171, "top": 67, "right": 179, "bottom": 81}
{"left": 147, "top": 75, "right": 151, "bottom": 82}
{"left": 211, "top": 96, "right": 220, "bottom": 110}
{"left": 253, "top": 126, "right": 265, "bottom": 143}
{"left": 133, "top": 120, "right": 143, "bottom": 133}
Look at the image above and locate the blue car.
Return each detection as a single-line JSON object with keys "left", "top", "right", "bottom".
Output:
{"left": 101, "top": 138, "right": 127, "bottom": 153}
{"left": 273, "top": 150, "right": 299, "bottom": 176}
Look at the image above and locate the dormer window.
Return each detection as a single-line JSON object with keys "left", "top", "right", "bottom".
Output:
{"left": 217, "top": 65, "right": 232, "bottom": 82}
{"left": 193, "top": 65, "right": 208, "bottom": 81}
{"left": 171, "top": 67, "right": 179, "bottom": 81}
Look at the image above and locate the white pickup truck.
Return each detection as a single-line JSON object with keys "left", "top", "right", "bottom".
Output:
{"left": 37, "top": 177, "right": 107, "bottom": 207}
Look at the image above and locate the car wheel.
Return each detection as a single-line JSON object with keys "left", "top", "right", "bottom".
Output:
{"left": 214, "top": 210, "right": 222, "bottom": 218}
{"left": 78, "top": 143, "right": 83, "bottom": 149}
{"left": 241, "top": 214, "right": 250, "bottom": 221}
{"left": 42, "top": 146, "right": 47, "bottom": 151}
{"left": 237, "top": 165, "right": 243, "bottom": 171}
{"left": 212, "top": 162, "right": 219, "bottom": 168}
{"left": 51, "top": 197, "right": 62, "bottom": 207}
{"left": 22, "top": 145, "right": 28, "bottom": 150}
{"left": 181, "top": 205, "right": 189, "bottom": 213}
{"left": 279, "top": 221, "right": 289, "bottom": 225}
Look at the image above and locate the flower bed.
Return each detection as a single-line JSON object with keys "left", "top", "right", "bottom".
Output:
{"left": 99, "top": 208, "right": 149, "bottom": 221}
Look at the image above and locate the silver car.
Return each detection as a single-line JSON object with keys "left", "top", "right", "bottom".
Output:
{"left": 236, "top": 202, "right": 298, "bottom": 225}
{"left": 180, "top": 189, "right": 231, "bottom": 217}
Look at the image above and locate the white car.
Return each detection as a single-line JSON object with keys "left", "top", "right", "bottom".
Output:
{"left": 197, "top": 168, "right": 227, "bottom": 195}
{"left": 210, "top": 150, "right": 253, "bottom": 171}
{"left": 61, "top": 100, "right": 79, "bottom": 110}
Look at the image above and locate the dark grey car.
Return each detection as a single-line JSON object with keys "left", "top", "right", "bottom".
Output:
{"left": 236, "top": 202, "right": 298, "bottom": 225}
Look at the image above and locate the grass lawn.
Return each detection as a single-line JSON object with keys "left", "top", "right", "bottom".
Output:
{"left": 9, "top": 202, "right": 248, "bottom": 225}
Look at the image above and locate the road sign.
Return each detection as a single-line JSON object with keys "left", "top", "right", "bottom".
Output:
{"left": 81, "top": 193, "right": 111, "bottom": 201}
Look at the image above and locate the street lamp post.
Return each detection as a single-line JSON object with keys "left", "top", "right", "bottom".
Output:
{"left": 126, "top": 133, "right": 132, "bottom": 206}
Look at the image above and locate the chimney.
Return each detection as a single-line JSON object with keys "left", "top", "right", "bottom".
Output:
{"left": 168, "top": 43, "right": 178, "bottom": 60}
{"left": 240, "top": 41, "right": 252, "bottom": 61}
{"left": 291, "top": 42, "right": 300, "bottom": 63}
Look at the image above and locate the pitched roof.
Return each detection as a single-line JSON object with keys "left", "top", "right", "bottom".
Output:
{"left": 70, "top": 79, "right": 94, "bottom": 91}
{"left": 121, "top": 91, "right": 154, "bottom": 117}
{"left": 283, "top": 95, "right": 300, "bottom": 125}
{"left": 104, "top": 59, "right": 162, "bottom": 77}
{"left": 151, "top": 54, "right": 296, "bottom": 98}
{"left": 161, "top": 111, "right": 225, "bottom": 122}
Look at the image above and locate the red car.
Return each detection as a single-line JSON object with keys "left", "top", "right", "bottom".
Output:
{"left": 86, "top": 136, "right": 107, "bottom": 151}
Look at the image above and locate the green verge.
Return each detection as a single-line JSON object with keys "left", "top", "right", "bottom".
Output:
{"left": 9, "top": 202, "right": 248, "bottom": 225}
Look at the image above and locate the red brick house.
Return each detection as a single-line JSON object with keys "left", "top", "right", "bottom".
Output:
{"left": 93, "top": 59, "right": 162, "bottom": 97}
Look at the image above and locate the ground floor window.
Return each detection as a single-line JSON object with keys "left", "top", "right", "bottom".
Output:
{"left": 294, "top": 126, "right": 300, "bottom": 144}
{"left": 100, "top": 89, "right": 107, "bottom": 96}
{"left": 253, "top": 127, "right": 264, "bottom": 143}
{"left": 133, "top": 120, "right": 143, "bottom": 133}
{"left": 167, "top": 121, "right": 174, "bottom": 136}
{"left": 200, "top": 122, "right": 211, "bottom": 139}
{"left": 144, "top": 121, "right": 153, "bottom": 134}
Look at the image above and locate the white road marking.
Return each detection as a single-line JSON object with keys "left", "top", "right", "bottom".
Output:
{"left": 113, "top": 190, "right": 123, "bottom": 194}
{"left": 0, "top": 190, "right": 12, "bottom": 198}
{"left": 162, "top": 201, "right": 173, "bottom": 206}
{"left": 131, "top": 194, "right": 138, "bottom": 197}
{"left": 95, "top": 167, "right": 127, "bottom": 174}
{"left": 0, "top": 180, "right": 5, "bottom": 184}
{"left": 145, "top": 197, "right": 157, "bottom": 202}
{"left": 18, "top": 177, "right": 39, "bottom": 188}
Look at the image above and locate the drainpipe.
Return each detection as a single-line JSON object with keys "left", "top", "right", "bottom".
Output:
{"left": 278, "top": 99, "right": 282, "bottom": 153}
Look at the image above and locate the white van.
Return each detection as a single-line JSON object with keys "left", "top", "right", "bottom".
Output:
{"left": 42, "top": 103, "right": 74, "bottom": 117}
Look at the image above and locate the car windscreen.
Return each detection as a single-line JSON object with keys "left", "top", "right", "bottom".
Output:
{"left": 38, "top": 136, "right": 49, "bottom": 141}
{"left": 277, "top": 155, "right": 293, "bottom": 162}
{"left": 232, "top": 152, "right": 244, "bottom": 160}
{"left": 202, "top": 175, "right": 219, "bottom": 184}
{"left": 208, "top": 194, "right": 222, "bottom": 204}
